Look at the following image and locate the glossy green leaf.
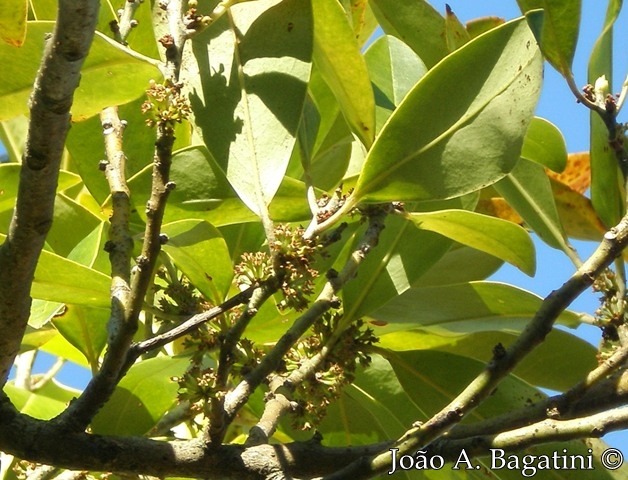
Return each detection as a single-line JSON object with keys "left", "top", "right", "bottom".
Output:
{"left": 588, "top": 0, "right": 624, "bottom": 228}
{"left": 0, "top": 0, "right": 27, "bottom": 46}
{"left": 52, "top": 305, "right": 109, "bottom": 372}
{"left": 184, "top": 0, "right": 313, "bottom": 219}
{"left": 407, "top": 209, "right": 535, "bottom": 275}
{"left": 521, "top": 117, "right": 568, "bottom": 172}
{"left": 369, "top": 281, "right": 582, "bottom": 335}
{"left": 28, "top": 300, "right": 64, "bottom": 329}
{"left": 494, "top": 158, "right": 568, "bottom": 252}
{"left": 0, "top": 22, "right": 161, "bottom": 122}
{"left": 517, "top": 0, "right": 581, "bottom": 76}
{"left": 4, "top": 379, "right": 81, "bottom": 420}
{"left": 7, "top": 237, "right": 112, "bottom": 307}
{"left": 369, "top": 0, "right": 448, "bottom": 68}
{"left": 444, "top": 4, "right": 471, "bottom": 52}
{"left": 342, "top": 215, "right": 452, "bottom": 322}
{"left": 46, "top": 194, "right": 102, "bottom": 256}
{"left": 91, "top": 356, "right": 189, "bottom": 436}
{"left": 364, "top": 35, "right": 427, "bottom": 132}
{"left": 378, "top": 328, "right": 597, "bottom": 392}
{"left": 67, "top": 222, "right": 111, "bottom": 275}
{"left": 352, "top": 16, "right": 543, "bottom": 203}
{"left": 161, "top": 220, "right": 233, "bottom": 302}
{"left": 313, "top": 0, "right": 375, "bottom": 147}
{"left": 413, "top": 245, "right": 504, "bottom": 288}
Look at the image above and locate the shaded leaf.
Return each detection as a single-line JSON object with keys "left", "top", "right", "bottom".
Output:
{"left": 370, "top": 0, "right": 448, "bottom": 68}
{"left": 364, "top": 35, "right": 427, "bottom": 133}
{"left": 588, "top": 0, "right": 624, "bottom": 228}
{"left": 352, "top": 16, "right": 543, "bottom": 203}
{"left": 161, "top": 220, "right": 233, "bottom": 302}
{"left": 494, "top": 158, "right": 568, "bottom": 252}
{"left": 342, "top": 215, "right": 452, "bottom": 321}
{"left": 183, "top": 0, "right": 313, "bottom": 218}
{"left": 407, "top": 209, "right": 535, "bottom": 275}
{"left": 313, "top": 0, "right": 375, "bottom": 147}
{"left": 91, "top": 356, "right": 189, "bottom": 435}
{"left": 369, "top": 281, "right": 582, "bottom": 335}
{"left": 52, "top": 305, "right": 109, "bottom": 372}
{"left": 517, "top": 0, "right": 581, "bottom": 76}
{"left": 378, "top": 328, "right": 597, "bottom": 392}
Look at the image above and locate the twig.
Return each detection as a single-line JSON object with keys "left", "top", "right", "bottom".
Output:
{"left": 116, "top": 0, "right": 143, "bottom": 44}
{"left": 31, "top": 358, "right": 65, "bottom": 391}
{"left": 208, "top": 283, "right": 278, "bottom": 443}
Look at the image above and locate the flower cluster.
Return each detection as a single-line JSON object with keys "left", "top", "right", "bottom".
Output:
{"left": 592, "top": 270, "right": 625, "bottom": 360}
{"left": 235, "top": 225, "right": 322, "bottom": 311}
{"left": 141, "top": 79, "right": 191, "bottom": 129}
{"left": 283, "top": 314, "right": 378, "bottom": 430}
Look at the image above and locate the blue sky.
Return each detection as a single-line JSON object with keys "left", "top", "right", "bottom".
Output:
{"left": 2, "top": 0, "right": 627, "bottom": 457}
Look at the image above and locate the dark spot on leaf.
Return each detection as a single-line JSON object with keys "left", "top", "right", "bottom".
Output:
{"left": 287, "top": 22, "right": 294, "bottom": 32}
{"left": 369, "top": 320, "right": 388, "bottom": 327}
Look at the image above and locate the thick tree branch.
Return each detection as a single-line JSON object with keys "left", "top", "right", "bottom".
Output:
{"left": 0, "top": 0, "right": 100, "bottom": 385}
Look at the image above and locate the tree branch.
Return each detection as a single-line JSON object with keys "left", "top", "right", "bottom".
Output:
{"left": 0, "top": 0, "right": 99, "bottom": 385}
{"left": 326, "top": 213, "right": 628, "bottom": 479}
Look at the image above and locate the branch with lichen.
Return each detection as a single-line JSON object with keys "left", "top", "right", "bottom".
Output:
{"left": 323, "top": 213, "right": 628, "bottom": 480}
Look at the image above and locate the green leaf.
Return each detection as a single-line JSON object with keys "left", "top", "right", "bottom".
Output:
{"left": 444, "top": 4, "right": 471, "bottom": 52}
{"left": 312, "top": 0, "right": 375, "bottom": 147}
{"left": 0, "top": 22, "right": 162, "bottom": 122}
{"left": 287, "top": 70, "right": 354, "bottom": 190}
{"left": 161, "top": 220, "right": 233, "bottom": 302}
{"left": 0, "top": 165, "right": 82, "bottom": 233}
{"left": 369, "top": 281, "right": 582, "bottom": 335}
{"left": 413, "top": 245, "right": 504, "bottom": 288}
{"left": 342, "top": 215, "right": 452, "bottom": 321}
{"left": 517, "top": 0, "right": 581, "bottom": 76}
{"left": 588, "top": 0, "right": 624, "bottom": 228}
{"left": 521, "top": 117, "right": 568, "bottom": 172}
{"left": 494, "top": 158, "right": 568, "bottom": 252}
{"left": 378, "top": 328, "right": 597, "bottom": 392}
{"left": 369, "top": 0, "right": 448, "bottom": 69}
{"left": 352, "top": 16, "right": 543, "bottom": 203}
{"left": 32, "top": 251, "right": 111, "bottom": 307}
{"left": 407, "top": 209, "right": 535, "bottom": 275}
{"left": 364, "top": 35, "right": 427, "bottom": 133}
{"left": 4, "top": 379, "right": 81, "bottom": 420}
{"left": 0, "top": 0, "right": 27, "bottom": 46}
{"left": 184, "top": 0, "right": 313, "bottom": 219}
{"left": 91, "top": 356, "right": 189, "bottom": 436}
{"left": 52, "top": 305, "right": 109, "bottom": 372}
